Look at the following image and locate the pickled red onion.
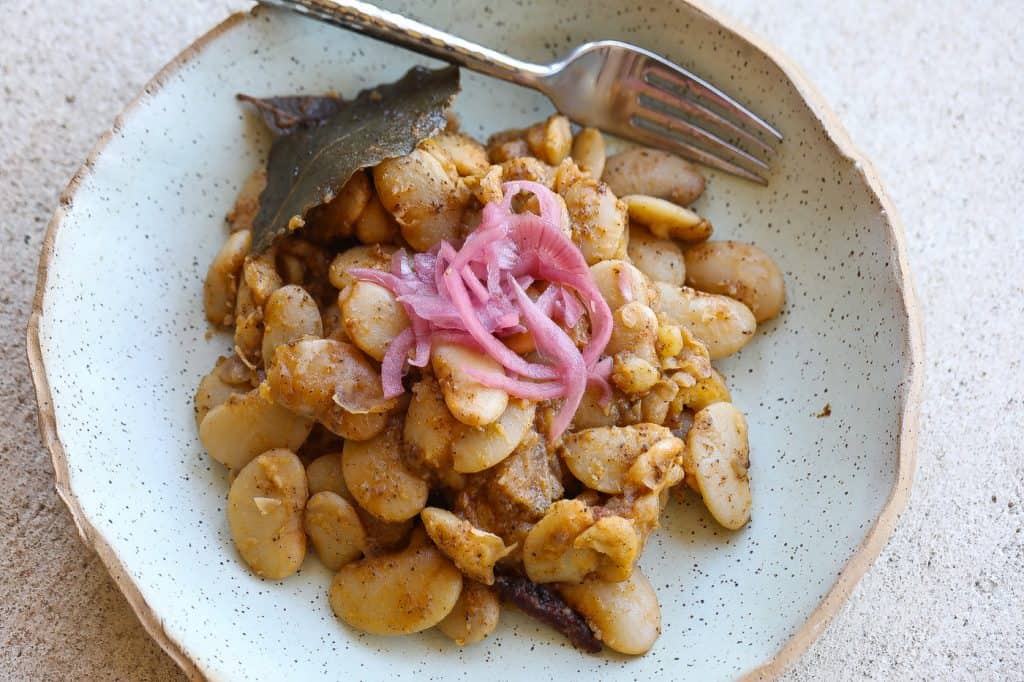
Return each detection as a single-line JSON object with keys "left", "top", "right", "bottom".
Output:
{"left": 351, "top": 180, "right": 612, "bottom": 440}
{"left": 506, "top": 274, "right": 586, "bottom": 439}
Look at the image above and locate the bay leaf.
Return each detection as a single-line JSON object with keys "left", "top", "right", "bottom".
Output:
{"left": 237, "top": 94, "right": 347, "bottom": 135}
{"left": 246, "top": 65, "right": 460, "bottom": 253}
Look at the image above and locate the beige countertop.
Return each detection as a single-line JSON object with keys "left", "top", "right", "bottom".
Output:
{"left": 2, "top": 0, "right": 1021, "bottom": 679}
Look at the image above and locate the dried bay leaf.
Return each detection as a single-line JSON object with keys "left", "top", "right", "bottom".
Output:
{"left": 244, "top": 65, "right": 460, "bottom": 253}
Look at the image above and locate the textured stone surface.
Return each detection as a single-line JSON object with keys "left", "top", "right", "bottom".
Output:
{"left": 0, "top": 0, "right": 1020, "bottom": 680}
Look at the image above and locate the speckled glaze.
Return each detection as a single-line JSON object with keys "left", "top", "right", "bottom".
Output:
{"left": 27, "top": 3, "right": 922, "bottom": 681}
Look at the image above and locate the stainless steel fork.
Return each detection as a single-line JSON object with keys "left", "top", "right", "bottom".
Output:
{"left": 257, "top": 0, "right": 782, "bottom": 183}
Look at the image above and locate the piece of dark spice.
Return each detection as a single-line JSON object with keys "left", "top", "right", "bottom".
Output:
{"left": 236, "top": 94, "right": 347, "bottom": 135}
{"left": 816, "top": 402, "right": 832, "bottom": 418}
{"left": 493, "top": 571, "right": 602, "bottom": 653}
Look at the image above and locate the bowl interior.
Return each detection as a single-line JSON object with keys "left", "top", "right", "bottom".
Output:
{"left": 36, "top": 3, "right": 912, "bottom": 680}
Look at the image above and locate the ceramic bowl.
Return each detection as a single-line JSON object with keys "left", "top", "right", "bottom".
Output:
{"left": 27, "top": 2, "right": 922, "bottom": 680}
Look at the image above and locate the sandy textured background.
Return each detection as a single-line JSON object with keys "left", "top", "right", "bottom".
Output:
{"left": 2, "top": 0, "right": 1021, "bottom": 679}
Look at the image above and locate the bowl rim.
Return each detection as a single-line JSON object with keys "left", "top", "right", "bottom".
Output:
{"left": 24, "top": 4, "right": 924, "bottom": 680}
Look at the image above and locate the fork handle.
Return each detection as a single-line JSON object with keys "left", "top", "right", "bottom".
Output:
{"left": 257, "top": 0, "right": 551, "bottom": 89}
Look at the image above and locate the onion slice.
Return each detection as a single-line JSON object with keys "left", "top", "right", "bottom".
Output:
{"left": 506, "top": 275, "right": 586, "bottom": 439}
{"left": 352, "top": 180, "right": 613, "bottom": 440}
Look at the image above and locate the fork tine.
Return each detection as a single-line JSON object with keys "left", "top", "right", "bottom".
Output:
{"left": 644, "top": 60, "right": 783, "bottom": 142}
{"left": 635, "top": 79, "right": 775, "bottom": 158}
{"left": 633, "top": 104, "right": 770, "bottom": 172}
{"left": 628, "top": 118, "right": 768, "bottom": 185}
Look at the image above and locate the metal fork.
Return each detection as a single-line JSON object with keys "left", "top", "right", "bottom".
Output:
{"left": 257, "top": 0, "right": 782, "bottom": 183}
